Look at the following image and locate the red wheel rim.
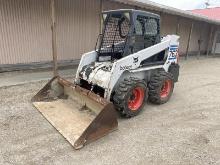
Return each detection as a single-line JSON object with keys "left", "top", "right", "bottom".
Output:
{"left": 160, "top": 80, "right": 172, "bottom": 98}
{"left": 128, "top": 87, "right": 145, "bottom": 111}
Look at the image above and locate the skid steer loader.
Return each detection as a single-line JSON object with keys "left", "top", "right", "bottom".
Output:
{"left": 32, "top": 9, "right": 180, "bottom": 149}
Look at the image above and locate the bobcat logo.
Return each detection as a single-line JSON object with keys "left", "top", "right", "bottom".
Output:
{"left": 120, "top": 65, "right": 132, "bottom": 71}
{"left": 133, "top": 57, "right": 139, "bottom": 63}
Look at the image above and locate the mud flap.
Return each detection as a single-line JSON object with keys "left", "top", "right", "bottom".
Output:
{"left": 31, "top": 76, "right": 118, "bottom": 149}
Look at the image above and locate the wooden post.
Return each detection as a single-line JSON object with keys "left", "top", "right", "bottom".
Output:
{"left": 213, "top": 37, "right": 217, "bottom": 56}
{"left": 100, "top": 0, "right": 103, "bottom": 33}
{"left": 197, "top": 25, "right": 202, "bottom": 59}
{"left": 51, "top": 0, "right": 58, "bottom": 76}
{"left": 198, "top": 39, "right": 201, "bottom": 59}
{"left": 213, "top": 30, "right": 218, "bottom": 56}
{"left": 185, "top": 22, "right": 194, "bottom": 60}
{"left": 206, "top": 26, "right": 214, "bottom": 57}
{"left": 176, "top": 17, "right": 180, "bottom": 35}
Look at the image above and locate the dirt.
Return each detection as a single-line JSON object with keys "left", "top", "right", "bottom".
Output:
{"left": 0, "top": 57, "right": 220, "bottom": 165}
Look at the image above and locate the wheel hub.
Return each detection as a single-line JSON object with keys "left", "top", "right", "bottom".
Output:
{"left": 160, "top": 80, "right": 172, "bottom": 98}
{"left": 128, "top": 87, "right": 145, "bottom": 111}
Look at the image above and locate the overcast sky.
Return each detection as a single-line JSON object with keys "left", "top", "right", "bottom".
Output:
{"left": 140, "top": 0, "right": 220, "bottom": 10}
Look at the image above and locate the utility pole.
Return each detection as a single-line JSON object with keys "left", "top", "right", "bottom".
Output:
{"left": 205, "top": 0, "right": 210, "bottom": 8}
{"left": 51, "top": 0, "right": 58, "bottom": 76}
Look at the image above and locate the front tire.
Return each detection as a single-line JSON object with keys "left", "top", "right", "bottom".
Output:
{"left": 113, "top": 77, "right": 147, "bottom": 118}
{"left": 149, "top": 70, "right": 174, "bottom": 104}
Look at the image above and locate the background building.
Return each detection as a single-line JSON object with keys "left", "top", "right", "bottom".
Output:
{"left": 190, "top": 7, "right": 220, "bottom": 54}
{"left": 0, "top": 0, "right": 220, "bottom": 71}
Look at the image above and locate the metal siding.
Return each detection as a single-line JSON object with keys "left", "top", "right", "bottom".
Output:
{"left": 0, "top": 0, "right": 51, "bottom": 65}
{"left": 177, "top": 18, "right": 192, "bottom": 55}
{"left": 161, "top": 15, "right": 190, "bottom": 55}
{"left": 0, "top": 0, "right": 100, "bottom": 65}
{"left": 103, "top": 0, "right": 134, "bottom": 10}
{"left": 0, "top": 0, "right": 215, "bottom": 66}
{"left": 189, "top": 22, "right": 200, "bottom": 53}
{"left": 56, "top": 0, "right": 100, "bottom": 61}
{"left": 160, "top": 15, "right": 210, "bottom": 55}
{"left": 161, "top": 14, "right": 178, "bottom": 36}
{"left": 200, "top": 23, "right": 209, "bottom": 52}
{"left": 187, "top": 21, "right": 208, "bottom": 53}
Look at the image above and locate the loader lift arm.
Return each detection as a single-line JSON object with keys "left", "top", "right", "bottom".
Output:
{"left": 106, "top": 36, "right": 174, "bottom": 100}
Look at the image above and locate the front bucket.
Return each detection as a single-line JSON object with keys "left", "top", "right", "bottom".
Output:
{"left": 31, "top": 76, "right": 118, "bottom": 149}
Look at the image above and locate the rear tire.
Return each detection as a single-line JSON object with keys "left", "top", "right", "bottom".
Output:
{"left": 149, "top": 70, "right": 174, "bottom": 104}
{"left": 113, "top": 77, "right": 147, "bottom": 118}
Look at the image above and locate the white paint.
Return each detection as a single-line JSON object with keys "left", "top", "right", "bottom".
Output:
{"left": 75, "top": 51, "right": 97, "bottom": 83}
{"left": 130, "top": 65, "right": 164, "bottom": 73}
{"left": 75, "top": 35, "right": 180, "bottom": 101}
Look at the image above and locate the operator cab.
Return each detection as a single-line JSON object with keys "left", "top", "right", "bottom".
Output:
{"left": 96, "top": 9, "right": 162, "bottom": 63}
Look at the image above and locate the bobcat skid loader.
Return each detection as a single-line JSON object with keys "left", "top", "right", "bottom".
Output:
{"left": 32, "top": 9, "right": 180, "bottom": 149}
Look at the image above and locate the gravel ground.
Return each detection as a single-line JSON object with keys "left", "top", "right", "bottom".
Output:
{"left": 0, "top": 57, "right": 220, "bottom": 165}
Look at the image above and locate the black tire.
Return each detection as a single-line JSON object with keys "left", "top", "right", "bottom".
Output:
{"left": 148, "top": 70, "right": 174, "bottom": 104}
{"left": 113, "top": 77, "right": 147, "bottom": 118}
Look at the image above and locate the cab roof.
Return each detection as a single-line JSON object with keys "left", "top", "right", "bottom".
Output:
{"left": 102, "top": 9, "right": 160, "bottom": 19}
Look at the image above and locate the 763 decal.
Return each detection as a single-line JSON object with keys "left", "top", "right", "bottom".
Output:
{"left": 168, "top": 45, "right": 178, "bottom": 61}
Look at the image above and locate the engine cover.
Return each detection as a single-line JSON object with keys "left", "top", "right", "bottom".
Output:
{"left": 78, "top": 62, "right": 113, "bottom": 89}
